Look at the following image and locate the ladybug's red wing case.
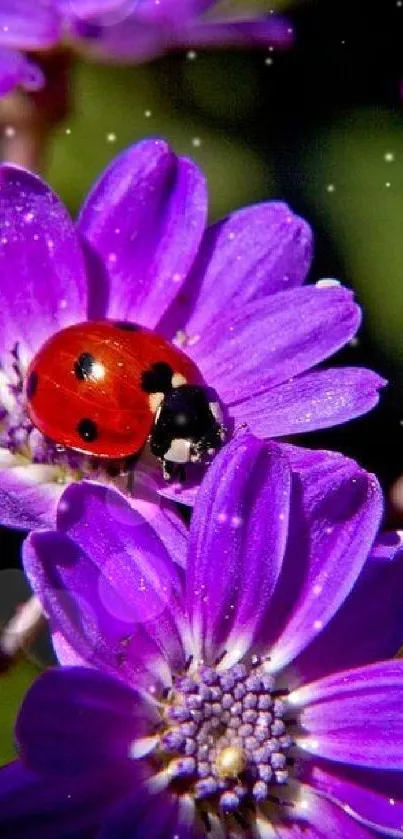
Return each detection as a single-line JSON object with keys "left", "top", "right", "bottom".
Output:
{"left": 25, "top": 321, "right": 202, "bottom": 459}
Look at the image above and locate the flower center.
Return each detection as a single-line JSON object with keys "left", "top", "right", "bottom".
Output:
{"left": 158, "top": 656, "right": 293, "bottom": 819}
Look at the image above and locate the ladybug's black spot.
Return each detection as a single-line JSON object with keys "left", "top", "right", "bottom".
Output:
{"left": 77, "top": 418, "right": 98, "bottom": 442}
{"left": 141, "top": 361, "right": 173, "bottom": 395}
{"left": 74, "top": 352, "right": 97, "bottom": 381}
{"left": 26, "top": 370, "right": 38, "bottom": 400}
{"left": 113, "top": 321, "right": 140, "bottom": 332}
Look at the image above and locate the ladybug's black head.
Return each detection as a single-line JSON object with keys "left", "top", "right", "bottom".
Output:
{"left": 149, "top": 385, "right": 226, "bottom": 481}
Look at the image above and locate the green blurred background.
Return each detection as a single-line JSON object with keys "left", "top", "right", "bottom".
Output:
{"left": 2, "top": 0, "right": 403, "bottom": 761}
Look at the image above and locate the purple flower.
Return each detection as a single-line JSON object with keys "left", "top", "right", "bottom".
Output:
{"left": 0, "top": 138, "right": 384, "bottom": 530}
{"left": 1, "top": 434, "right": 403, "bottom": 837}
{"left": 0, "top": 0, "right": 293, "bottom": 96}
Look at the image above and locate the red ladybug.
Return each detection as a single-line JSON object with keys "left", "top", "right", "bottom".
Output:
{"left": 25, "top": 320, "right": 225, "bottom": 480}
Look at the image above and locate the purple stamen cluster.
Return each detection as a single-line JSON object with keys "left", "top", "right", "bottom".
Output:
{"left": 160, "top": 657, "right": 292, "bottom": 814}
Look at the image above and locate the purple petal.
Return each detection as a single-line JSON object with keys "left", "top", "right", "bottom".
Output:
{"left": 130, "top": 0, "right": 214, "bottom": 24}
{"left": 294, "top": 660, "right": 403, "bottom": 769}
{"left": 101, "top": 789, "right": 177, "bottom": 839}
{"left": 107, "top": 470, "right": 188, "bottom": 569}
{"left": 0, "top": 48, "right": 43, "bottom": 95}
{"left": 175, "top": 17, "right": 295, "bottom": 51}
{"left": 0, "top": 1, "right": 60, "bottom": 50}
{"left": 262, "top": 454, "right": 383, "bottom": 672}
{"left": 0, "top": 166, "right": 87, "bottom": 362}
{"left": 100, "top": 787, "right": 205, "bottom": 839}
{"left": 16, "top": 666, "right": 156, "bottom": 774}
{"left": 57, "top": 478, "right": 186, "bottom": 581}
{"left": 72, "top": 16, "right": 167, "bottom": 62}
{"left": 230, "top": 366, "right": 386, "bottom": 438}
{"left": 23, "top": 482, "right": 186, "bottom": 687}
{"left": 189, "top": 285, "right": 360, "bottom": 404}
{"left": 289, "top": 531, "right": 403, "bottom": 686}
{"left": 160, "top": 202, "right": 312, "bottom": 340}
{"left": 72, "top": 10, "right": 293, "bottom": 61}
{"left": 78, "top": 139, "right": 207, "bottom": 327}
{"left": 310, "top": 765, "right": 403, "bottom": 836}
{"left": 293, "top": 787, "right": 378, "bottom": 839}
{"left": 0, "top": 759, "right": 134, "bottom": 839}
{"left": 186, "top": 435, "right": 291, "bottom": 664}
{"left": 52, "top": 630, "right": 90, "bottom": 667}
{"left": 0, "top": 463, "right": 62, "bottom": 530}
{"left": 58, "top": 0, "right": 131, "bottom": 17}
{"left": 280, "top": 443, "right": 358, "bottom": 473}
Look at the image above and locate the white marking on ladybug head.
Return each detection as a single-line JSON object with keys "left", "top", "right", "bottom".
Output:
{"left": 171, "top": 373, "right": 187, "bottom": 388}
{"left": 164, "top": 438, "right": 192, "bottom": 464}
{"left": 209, "top": 401, "right": 224, "bottom": 425}
{"left": 149, "top": 392, "right": 164, "bottom": 414}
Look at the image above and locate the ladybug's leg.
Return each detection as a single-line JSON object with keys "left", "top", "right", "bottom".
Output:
{"left": 162, "top": 459, "right": 186, "bottom": 483}
{"left": 162, "top": 459, "right": 175, "bottom": 481}
{"left": 175, "top": 464, "right": 186, "bottom": 483}
{"left": 127, "top": 468, "right": 135, "bottom": 495}
{"left": 124, "top": 452, "right": 140, "bottom": 495}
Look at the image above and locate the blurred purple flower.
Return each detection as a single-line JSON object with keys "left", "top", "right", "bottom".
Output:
{"left": 0, "top": 0, "right": 294, "bottom": 96}
{"left": 1, "top": 435, "right": 403, "bottom": 837}
{"left": 0, "top": 138, "right": 385, "bottom": 529}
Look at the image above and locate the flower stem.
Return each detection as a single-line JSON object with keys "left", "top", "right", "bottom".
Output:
{"left": 0, "top": 49, "right": 72, "bottom": 174}
{"left": 0, "top": 595, "right": 44, "bottom": 668}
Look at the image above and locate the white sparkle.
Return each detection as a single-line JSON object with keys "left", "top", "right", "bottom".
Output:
{"left": 106, "top": 132, "right": 117, "bottom": 143}
{"left": 299, "top": 798, "right": 310, "bottom": 811}
{"left": 316, "top": 278, "right": 341, "bottom": 288}
{"left": 299, "top": 737, "right": 320, "bottom": 751}
{"left": 129, "top": 736, "right": 158, "bottom": 759}
{"left": 326, "top": 183, "right": 335, "bottom": 193}
{"left": 91, "top": 361, "right": 106, "bottom": 381}
{"left": 191, "top": 137, "right": 202, "bottom": 148}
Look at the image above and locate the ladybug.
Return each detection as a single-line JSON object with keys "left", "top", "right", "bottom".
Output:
{"left": 25, "top": 320, "right": 225, "bottom": 481}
